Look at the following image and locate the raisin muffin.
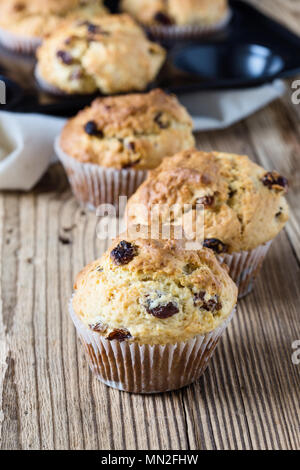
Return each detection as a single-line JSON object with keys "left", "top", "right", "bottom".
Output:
{"left": 70, "top": 234, "right": 238, "bottom": 393}
{"left": 0, "top": 0, "right": 108, "bottom": 54}
{"left": 55, "top": 89, "right": 195, "bottom": 211}
{"left": 35, "top": 14, "right": 166, "bottom": 95}
{"left": 121, "top": 0, "right": 230, "bottom": 39}
{"left": 126, "top": 149, "right": 289, "bottom": 297}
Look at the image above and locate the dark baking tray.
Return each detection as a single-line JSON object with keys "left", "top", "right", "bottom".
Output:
{"left": 1, "top": 0, "right": 300, "bottom": 116}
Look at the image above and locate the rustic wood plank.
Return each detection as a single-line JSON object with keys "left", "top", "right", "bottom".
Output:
{"left": 247, "top": 0, "right": 300, "bottom": 34}
{"left": 194, "top": 232, "right": 299, "bottom": 450}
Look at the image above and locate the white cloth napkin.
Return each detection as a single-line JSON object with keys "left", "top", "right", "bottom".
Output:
{"left": 180, "top": 79, "right": 286, "bottom": 131}
{"left": 0, "top": 79, "right": 286, "bottom": 190}
{"left": 0, "top": 111, "right": 65, "bottom": 190}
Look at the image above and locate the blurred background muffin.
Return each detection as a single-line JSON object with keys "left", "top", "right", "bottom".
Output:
{"left": 70, "top": 233, "right": 238, "bottom": 393}
{"left": 0, "top": 0, "right": 108, "bottom": 54}
{"left": 55, "top": 89, "right": 195, "bottom": 210}
{"left": 120, "top": 0, "right": 231, "bottom": 39}
{"left": 126, "top": 149, "right": 289, "bottom": 297}
{"left": 35, "top": 14, "right": 166, "bottom": 95}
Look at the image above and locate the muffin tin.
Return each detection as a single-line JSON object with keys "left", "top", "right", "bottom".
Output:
{"left": 0, "top": 0, "right": 300, "bottom": 116}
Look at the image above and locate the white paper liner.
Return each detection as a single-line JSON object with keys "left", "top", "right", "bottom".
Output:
{"left": 54, "top": 137, "right": 148, "bottom": 213}
{"left": 146, "top": 8, "right": 232, "bottom": 40}
{"left": 0, "top": 27, "right": 41, "bottom": 54}
{"left": 218, "top": 241, "right": 273, "bottom": 299}
{"left": 69, "top": 298, "right": 235, "bottom": 394}
{"left": 35, "top": 66, "right": 68, "bottom": 96}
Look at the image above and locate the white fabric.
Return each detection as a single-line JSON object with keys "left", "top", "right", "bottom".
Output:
{"left": 180, "top": 79, "right": 286, "bottom": 131}
{"left": 0, "top": 112, "right": 65, "bottom": 190}
{"left": 0, "top": 80, "right": 286, "bottom": 190}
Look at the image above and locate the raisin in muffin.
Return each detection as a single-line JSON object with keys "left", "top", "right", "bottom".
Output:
{"left": 55, "top": 89, "right": 194, "bottom": 211}
{"left": 70, "top": 234, "right": 237, "bottom": 393}
{"left": 126, "top": 149, "right": 289, "bottom": 297}
{"left": 59, "top": 89, "right": 194, "bottom": 169}
{"left": 121, "top": 0, "right": 230, "bottom": 39}
{"left": 0, "top": 0, "right": 108, "bottom": 53}
{"left": 36, "top": 14, "right": 166, "bottom": 95}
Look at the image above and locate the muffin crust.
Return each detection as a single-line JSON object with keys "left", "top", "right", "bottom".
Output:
{"left": 121, "top": 0, "right": 229, "bottom": 26}
{"left": 36, "top": 14, "right": 166, "bottom": 94}
{"left": 60, "top": 89, "right": 195, "bottom": 169}
{"left": 72, "top": 235, "right": 238, "bottom": 344}
{"left": 126, "top": 149, "right": 289, "bottom": 253}
{"left": 0, "top": 0, "right": 108, "bottom": 39}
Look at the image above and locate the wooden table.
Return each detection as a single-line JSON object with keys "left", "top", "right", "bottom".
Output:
{"left": 0, "top": 0, "right": 299, "bottom": 451}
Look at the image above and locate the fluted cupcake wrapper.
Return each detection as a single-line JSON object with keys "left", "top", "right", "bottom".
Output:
{"left": 54, "top": 137, "right": 148, "bottom": 213}
{"left": 146, "top": 9, "right": 232, "bottom": 41}
{"left": 0, "top": 28, "right": 41, "bottom": 54}
{"left": 218, "top": 241, "right": 273, "bottom": 299}
{"left": 69, "top": 299, "right": 235, "bottom": 394}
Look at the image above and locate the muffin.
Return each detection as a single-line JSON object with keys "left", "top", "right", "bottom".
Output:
{"left": 126, "top": 149, "right": 289, "bottom": 298}
{"left": 35, "top": 14, "right": 166, "bottom": 95}
{"left": 55, "top": 89, "right": 195, "bottom": 211}
{"left": 70, "top": 234, "right": 238, "bottom": 393}
{"left": 120, "top": 0, "right": 231, "bottom": 39}
{"left": 0, "top": 0, "right": 108, "bottom": 54}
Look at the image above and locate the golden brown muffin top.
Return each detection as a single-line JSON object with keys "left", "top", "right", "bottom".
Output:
{"left": 0, "top": 0, "right": 99, "bottom": 15}
{"left": 0, "top": 0, "right": 108, "bottom": 38}
{"left": 72, "top": 234, "right": 238, "bottom": 344}
{"left": 126, "top": 149, "right": 289, "bottom": 253}
{"left": 36, "top": 15, "right": 166, "bottom": 95}
{"left": 59, "top": 89, "right": 194, "bottom": 169}
{"left": 121, "top": 0, "right": 229, "bottom": 26}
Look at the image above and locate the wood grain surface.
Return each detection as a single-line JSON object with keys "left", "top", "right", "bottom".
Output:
{"left": 0, "top": 0, "right": 299, "bottom": 450}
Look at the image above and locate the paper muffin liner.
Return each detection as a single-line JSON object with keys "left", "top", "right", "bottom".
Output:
{"left": 0, "top": 27, "right": 41, "bottom": 54}
{"left": 69, "top": 298, "right": 235, "bottom": 394}
{"left": 146, "top": 8, "right": 232, "bottom": 41}
{"left": 54, "top": 137, "right": 148, "bottom": 213}
{"left": 34, "top": 66, "right": 68, "bottom": 96}
{"left": 218, "top": 241, "right": 273, "bottom": 299}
